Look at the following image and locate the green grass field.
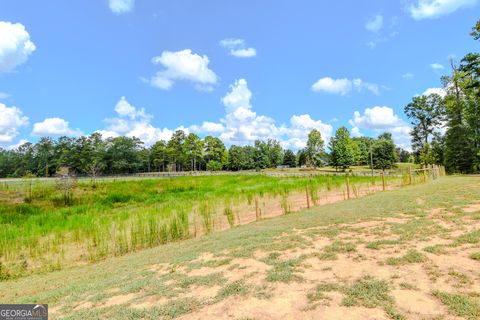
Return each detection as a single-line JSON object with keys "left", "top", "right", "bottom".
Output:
{"left": 0, "top": 173, "right": 405, "bottom": 280}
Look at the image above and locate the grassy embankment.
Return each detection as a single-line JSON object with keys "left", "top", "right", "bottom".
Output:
{"left": 0, "top": 173, "right": 408, "bottom": 279}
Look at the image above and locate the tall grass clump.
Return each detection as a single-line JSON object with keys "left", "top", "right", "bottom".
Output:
{"left": 199, "top": 201, "right": 215, "bottom": 234}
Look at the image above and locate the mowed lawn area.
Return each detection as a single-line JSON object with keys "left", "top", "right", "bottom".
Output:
{"left": 1, "top": 176, "right": 480, "bottom": 319}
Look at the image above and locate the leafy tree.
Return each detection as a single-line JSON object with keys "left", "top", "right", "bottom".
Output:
{"left": 329, "top": 127, "right": 355, "bottom": 171}
{"left": 85, "top": 133, "right": 106, "bottom": 184}
{"left": 396, "top": 148, "right": 411, "bottom": 163}
{"left": 184, "top": 133, "right": 203, "bottom": 171}
{"left": 304, "top": 129, "right": 325, "bottom": 168}
{"left": 297, "top": 149, "right": 307, "bottom": 167}
{"left": 372, "top": 133, "right": 397, "bottom": 171}
{"left": 352, "top": 137, "right": 374, "bottom": 166}
{"left": 470, "top": 19, "right": 480, "bottom": 41}
{"left": 228, "top": 145, "right": 246, "bottom": 171}
{"left": 106, "top": 136, "right": 143, "bottom": 174}
{"left": 404, "top": 94, "right": 444, "bottom": 161}
{"left": 253, "top": 140, "right": 270, "bottom": 169}
{"left": 283, "top": 149, "right": 297, "bottom": 168}
{"left": 151, "top": 140, "right": 168, "bottom": 172}
{"left": 167, "top": 130, "right": 186, "bottom": 171}
{"left": 206, "top": 160, "right": 223, "bottom": 171}
{"left": 266, "top": 139, "right": 284, "bottom": 168}
{"left": 35, "top": 137, "right": 55, "bottom": 177}
{"left": 204, "top": 136, "right": 226, "bottom": 167}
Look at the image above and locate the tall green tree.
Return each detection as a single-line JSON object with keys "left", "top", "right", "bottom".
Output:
{"left": 167, "top": 130, "right": 186, "bottom": 171}
{"left": 305, "top": 129, "right": 325, "bottom": 168}
{"left": 151, "top": 140, "right": 168, "bottom": 172}
{"left": 329, "top": 127, "right": 355, "bottom": 170}
{"left": 372, "top": 133, "right": 397, "bottom": 171}
{"left": 203, "top": 136, "right": 226, "bottom": 169}
{"left": 404, "top": 93, "right": 444, "bottom": 162}
{"left": 184, "top": 133, "right": 203, "bottom": 171}
{"left": 283, "top": 149, "right": 297, "bottom": 168}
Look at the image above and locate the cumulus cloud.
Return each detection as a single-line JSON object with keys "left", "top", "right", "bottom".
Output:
{"left": 409, "top": 0, "right": 477, "bottom": 20}
{"left": 0, "top": 103, "right": 29, "bottom": 144}
{"left": 108, "top": 0, "right": 135, "bottom": 14}
{"left": 365, "top": 15, "right": 384, "bottom": 33}
{"left": 6, "top": 139, "right": 29, "bottom": 150}
{"left": 351, "top": 106, "right": 404, "bottom": 129}
{"left": 282, "top": 114, "right": 333, "bottom": 149}
{"left": 149, "top": 49, "right": 218, "bottom": 91}
{"left": 220, "top": 38, "right": 257, "bottom": 58}
{"left": 189, "top": 121, "right": 225, "bottom": 134}
{"left": 190, "top": 79, "right": 333, "bottom": 149}
{"left": 99, "top": 96, "right": 176, "bottom": 145}
{"left": 312, "top": 77, "right": 381, "bottom": 95}
{"left": 421, "top": 87, "right": 447, "bottom": 97}
{"left": 32, "top": 118, "right": 82, "bottom": 137}
{"left": 0, "top": 21, "right": 36, "bottom": 73}
{"left": 349, "top": 106, "right": 412, "bottom": 150}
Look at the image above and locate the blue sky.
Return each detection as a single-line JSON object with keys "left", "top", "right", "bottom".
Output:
{"left": 0, "top": 0, "right": 479, "bottom": 150}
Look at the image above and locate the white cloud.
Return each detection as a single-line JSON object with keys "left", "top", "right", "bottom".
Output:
{"left": 6, "top": 139, "right": 29, "bottom": 150}
{"left": 32, "top": 118, "right": 82, "bottom": 137}
{"left": 409, "top": 0, "right": 477, "bottom": 20}
{"left": 0, "top": 103, "right": 29, "bottom": 144}
{"left": 351, "top": 126, "right": 362, "bottom": 138}
{"left": 190, "top": 79, "right": 332, "bottom": 150}
{"left": 108, "top": 0, "right": 135, "bottom": 14}
{"left": 221, "top": 79, "right": 253, "bottom": 112}
{"left": 365, "top": 15, "right": 384, "bottom": 33}
{"left": 190, "top": 121, "right": 225, "bottom": 134}
{"left": 312, "top": 77, "right": 381, "bottom": 95}
{"left": 402, "top": 73, "right": 415, "bottom": 79}
{"left": 100, "top": 97, "right": 175, "bottom": 145}
{"left": 150, "top": 49, "right": 218, "bottom": 91}
{"left": 430, "top": 63, "right": 445, "bottom": 70}
{"left": 351, "top": 106, "right": 404, "bottom": 129}
{"left": 312, "top": 77, "right": 352, "bottom": 95}
{"left": 220, "top": 38, "right": 257, "bottom": 58}
{"left": 0, "top": 21, "right": 36, "bottom": 73}
{"left": 349, "top": 106, "right": 412, "bottom": 150}
{"left": 421, "top": 87, "right": 447, "bottom": 98}
{"left": 283, "top": 114, "right": 333, "bottom": 149}
{"left": 389, "top": 125, "right": 413, "bottom": 150}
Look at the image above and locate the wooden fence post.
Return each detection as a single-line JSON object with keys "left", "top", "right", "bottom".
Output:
{"left": 305, "top": 185, "right": 310, "bottom": 208}
{"left": 255, "top": 196, "right": 260, "bottom": 220}
{"left": 422, "top": 165, "right": 426, "bottom": 182}
{"left": 381, "top": 172, "right": 386, "bottom": 191}
{"left": 408, "top": 167, "right": 412, "bottom": 185}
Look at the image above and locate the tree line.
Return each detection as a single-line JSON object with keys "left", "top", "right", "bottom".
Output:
{"left": 404, "top": 20, "right": 480, "bottom": 173}
{"left": 0, "top": 127, "right": 407, "bottom": 178}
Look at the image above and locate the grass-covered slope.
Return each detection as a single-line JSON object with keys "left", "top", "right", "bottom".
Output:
{"left": 1, "top": 176, "right": 479, "bottom": 319}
